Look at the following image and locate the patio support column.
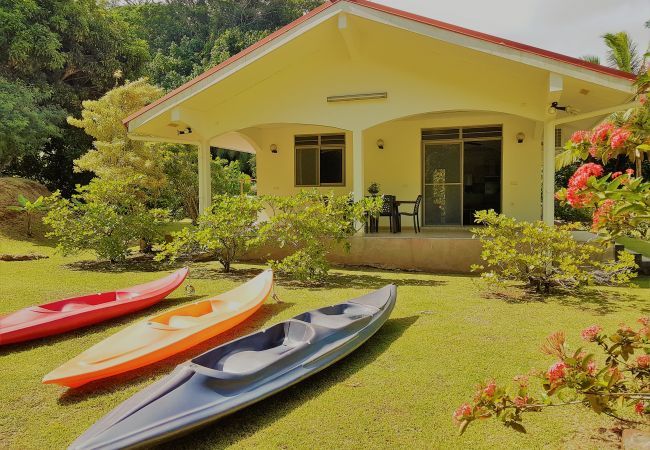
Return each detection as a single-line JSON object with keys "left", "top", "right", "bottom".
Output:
{"left": 198, "top": 140, "right": 212, "bottom": 214}
{"left": 352, "top": 129, "right": 364, "bottom": 201}
{"left": 542, "top": 121, "right": 555, "bottom": 225}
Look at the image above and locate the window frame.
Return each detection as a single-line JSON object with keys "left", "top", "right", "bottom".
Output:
{"left": 294, "top": 133, "right": 346, "bottom": 187}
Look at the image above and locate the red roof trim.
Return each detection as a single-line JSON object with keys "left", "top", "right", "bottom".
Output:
{"left": 124, "top": 0, "right": 635, "bottom": 127}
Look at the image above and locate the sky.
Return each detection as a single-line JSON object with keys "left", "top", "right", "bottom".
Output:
{"left": 371, "top": 0, "right": 650, "bottom": 63}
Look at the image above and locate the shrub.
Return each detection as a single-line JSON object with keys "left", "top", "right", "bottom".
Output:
{"left": 156, "top": 194, "right": 262, "bottom": 272}
{"left": 471, "top": 210, "right": 637, "bottom": 293}
{"left": 43, "top": 178, "right": 169, "bottom": 262}
{"left": 455, "top": 319, "right": 650, "bottom": 435}
{"left": 260, "top": 191, "right": 382, "bottom": 283}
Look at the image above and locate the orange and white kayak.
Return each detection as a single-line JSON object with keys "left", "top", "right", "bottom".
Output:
{"left": 43, "top": 270, "right": 273, "bottom": 388}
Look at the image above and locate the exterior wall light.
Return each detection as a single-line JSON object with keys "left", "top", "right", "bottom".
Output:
{"left": 376, "top": 139, "right": 384, "bottom": 149}
{"left": 177, "top": 127, "right": 192, "bottom": 135}
{"left": 270, "top": 144, "right": 278, "bottom": 154}
{"left": 516, "top": 132, "right": 525, "bottom": 144}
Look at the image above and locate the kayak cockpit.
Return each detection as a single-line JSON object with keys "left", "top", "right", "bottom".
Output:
{"left": 37, "top": 292, "right": 119, "bottom": 312}
{"left": 148, "top": 300, "right": 225, "bottom": 329}
{"left": 189, "top": 302, "right": 377, "bottom": 379}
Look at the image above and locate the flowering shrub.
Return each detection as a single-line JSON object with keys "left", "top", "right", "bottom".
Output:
{"left": 454, "top": 318, "right": 650, "bottom": 434}
{"left": 471, "top": 210, "right": 636, "bottom": 293}
{"left": 556, "top": 80, "right": 649, "bottom": 240}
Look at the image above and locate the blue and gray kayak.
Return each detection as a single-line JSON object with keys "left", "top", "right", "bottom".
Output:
{"left": 69, "top": 284, "right": 397, "bottom": 450}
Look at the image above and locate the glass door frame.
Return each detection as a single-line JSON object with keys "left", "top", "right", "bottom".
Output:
{"left": 421, "top": 135, "right": 503, "bottom": 227}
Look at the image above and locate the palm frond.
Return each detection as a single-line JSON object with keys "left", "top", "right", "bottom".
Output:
{"left": 602, "top": 32, "right": 642, "bottom": 74}
{"left": 555, "top": 149, "right": 580, "bottom": 170}
{"left": 581, "top": 55, "right": 601, "bottom": 65}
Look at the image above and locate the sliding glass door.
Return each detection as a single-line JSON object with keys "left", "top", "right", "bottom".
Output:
{"left": 422, "top": 126, "right": 502, "bottom": 226}
{"left": 423, "top": 142, "right": 462, "bottom": 226}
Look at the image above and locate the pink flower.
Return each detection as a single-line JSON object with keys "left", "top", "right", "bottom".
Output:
{"left": 639, "top": 317, "right": 649, "bottom": 326}
{"left": 610, "top": 128, "right": 631, "bottom": 149}
{"left": 626, "top": 168, "right": 635, "bottom": 176}
{"left": 513, "top": 396, "right": 528, "bottom": 408}
{"left": 611, "top": 171, "right": 622, "bottom": 179}
{"left": 581, "top": 325, "right": 603, "bottom": 342}
{"left": 636, "top": 354, "right": 650, "bottom": 368}
{"left": 453, "top": 403, "right": 473, "bottom": 422}
{"left": 570, "top": 130, "right": 590, "bottom": 144}
{"left": 589, "top": 145, "right": 599, "bottom": 158}
{"left": 483, "top": 381, "right": 497, "bottom": 398}
{"left": 592, "top": 200, "right": 615, "bottom": 231}
{"left": 586, "top": 360, "right": 597, "bottom": 376}
{"left": 547, "top": 361, "right": 567, "bottom": 383}
{"left": 636, "top": 401, "right": 646, "bottom": 416}
{"left": 565, "top": 163, "right": 604, "bottom": 207}
{"left": 640, "top": 94, "right": 647, "bottom": 105}
{"left": 591, "top": 122, "right": 614, "bottom": 144}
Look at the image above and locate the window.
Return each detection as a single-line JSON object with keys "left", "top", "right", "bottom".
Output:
{"left": 295, "top": 134, "right": 345, "bottom": 186}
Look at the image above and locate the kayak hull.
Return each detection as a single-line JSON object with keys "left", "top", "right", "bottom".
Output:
{"left": 69, "top": 284, "right": 396, "bottom": 450}
{"left": 44, "top": 270, "right": 273, "bottom": 388}
{"left": 0, "top": 268, "right": 189, "bottom": 346}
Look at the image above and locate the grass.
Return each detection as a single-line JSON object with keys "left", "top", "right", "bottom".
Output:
{"left": 618, "top": 236, "right": 650, "bottom": 257}
{"left": 1, "top": 235, "right": 649, "bottom": 449}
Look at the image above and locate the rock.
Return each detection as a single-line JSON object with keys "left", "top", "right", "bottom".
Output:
{"left": 623, "top": 429, "right": 650, "bottom": 450}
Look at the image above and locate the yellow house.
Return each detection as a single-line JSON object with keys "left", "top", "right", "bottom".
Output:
{"left": 124, "top": 0, "right": 637, "bottom": 272}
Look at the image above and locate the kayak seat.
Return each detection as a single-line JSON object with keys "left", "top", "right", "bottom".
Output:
{"left": 295, "top": 304, "right": 373, "bottom": 329}
{"left": 60, "top": 302, "right": 90, "bottom": 312}
{"left": 168, "top": 315, "right": 204, "bottom": 329}
{"left": 214, "top": 321, "right": 313, "bottom": 374}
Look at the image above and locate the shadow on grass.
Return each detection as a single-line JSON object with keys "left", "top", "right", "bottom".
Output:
{"left": 56, "top": 301, "right": 294, "bottom": 405}
{"left": 64, "top": 255, "right": 187, "bottom": 273}
{"left": 191, "top": 265, "right": 446, "bottom": 290}
{"left": 481, "top": 284, "right": 648, "bottom": 315}
{"left": 153, "top": 314, "right": 420, "bottom": 450}
{"left": 0, "top": 295, "right": 204, "bottom": 357}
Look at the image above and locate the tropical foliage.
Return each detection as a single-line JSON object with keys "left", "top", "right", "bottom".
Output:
{"left": 157, "top": 194, "right": 262, "bottom": 272}
{"left": 6, "top": 194, "right": 48, "bottom": 237}
{"left": 261, "top": 191, "right": 382, "bottom": 282}
{"left": 454, "top": 319, "right": 650, "bottom": 434}
{"left": 471, "top": 210, "right": 637, "bottom": 293}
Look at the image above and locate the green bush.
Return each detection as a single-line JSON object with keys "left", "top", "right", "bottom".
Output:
{"left": 260, "top": 191, "right": 381, "bottom": 283}
{"left": 156, "top": 194, "right": 262, "bottom": 272}
{"left": 471, "top": 210, "right": 637, "bottom": 293}
{"left": 43, "top": 178, "right": 169, "bottom": 262}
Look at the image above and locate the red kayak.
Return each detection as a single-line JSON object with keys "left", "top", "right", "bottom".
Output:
{"left": 0, "top": 268, "right": 188, "bottom": 345}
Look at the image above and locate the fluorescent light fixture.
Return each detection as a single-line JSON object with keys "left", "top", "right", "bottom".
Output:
{"left": 327, "top": 92, "right": 388, "bottom": 102}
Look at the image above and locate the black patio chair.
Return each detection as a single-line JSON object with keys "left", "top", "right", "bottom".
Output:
{"left": 379, "top": 194, "right": 397, "bottom": 233}
{"left": 398, "top": 194, "right": 422, "bottom": 233}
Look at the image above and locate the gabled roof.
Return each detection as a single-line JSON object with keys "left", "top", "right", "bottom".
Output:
{"left": 124, "top": 0, "right": 636, "bottom": 127}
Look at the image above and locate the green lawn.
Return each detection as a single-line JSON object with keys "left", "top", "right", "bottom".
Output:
{"left": 618, "top": 237, "right": 650, "bottom": 257}
{"left": 1, "top": 235, "right": 649, "bottom": 449}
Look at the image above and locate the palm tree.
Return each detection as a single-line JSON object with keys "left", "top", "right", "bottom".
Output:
{"left": 602, "top": 31, "right": 643, "bottom": 74}
{"left": 580, "top": 55, "right": 601, "bottom": 65}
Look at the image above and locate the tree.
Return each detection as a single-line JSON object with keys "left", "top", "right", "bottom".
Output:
{"left": 6, "top": 195, "right": 48, "bottom": 237}
{"left": 603, "top": 32, "right": 643, "bottom": 75}
{"left": 0, "top": 77, "right": 64, "bottom": 170}
{"left": 0, "top": 0, "right": 150, "bottom": 192}
{"left": 67, "top": 78, "right": 167, "bottom": 197}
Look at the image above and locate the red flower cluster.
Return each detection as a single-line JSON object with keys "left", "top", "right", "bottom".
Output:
{"left": 590, "top": 123, "right": 614, "bottom": 144}
{"left": 581, "top": 325, "right": 602, "bottom": 342}
{"left": 592, "top": 199, "right": 615, "bottom": 231}
{"left": 636, "top": 401, "right": 646, "bottom": 416}
{"left": 636, "top": 354, "right": 650, "bottom": 368}
{"left": 566, "top": 163, "right": 604, "bottom": 207}
{"left": 453, "top": 403, "right": 473, "bottom": 423}
{"left": 610, "top": 127, "right": 631, "bottom": 149}
{"left": 483, "top": 381, "right": 497, "bottom": 398}
{"left": 570, "top": 130, "right": 590, "bottom": 144}
{"left": 547, "top": 361, "right": 567, "bottom": 383}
